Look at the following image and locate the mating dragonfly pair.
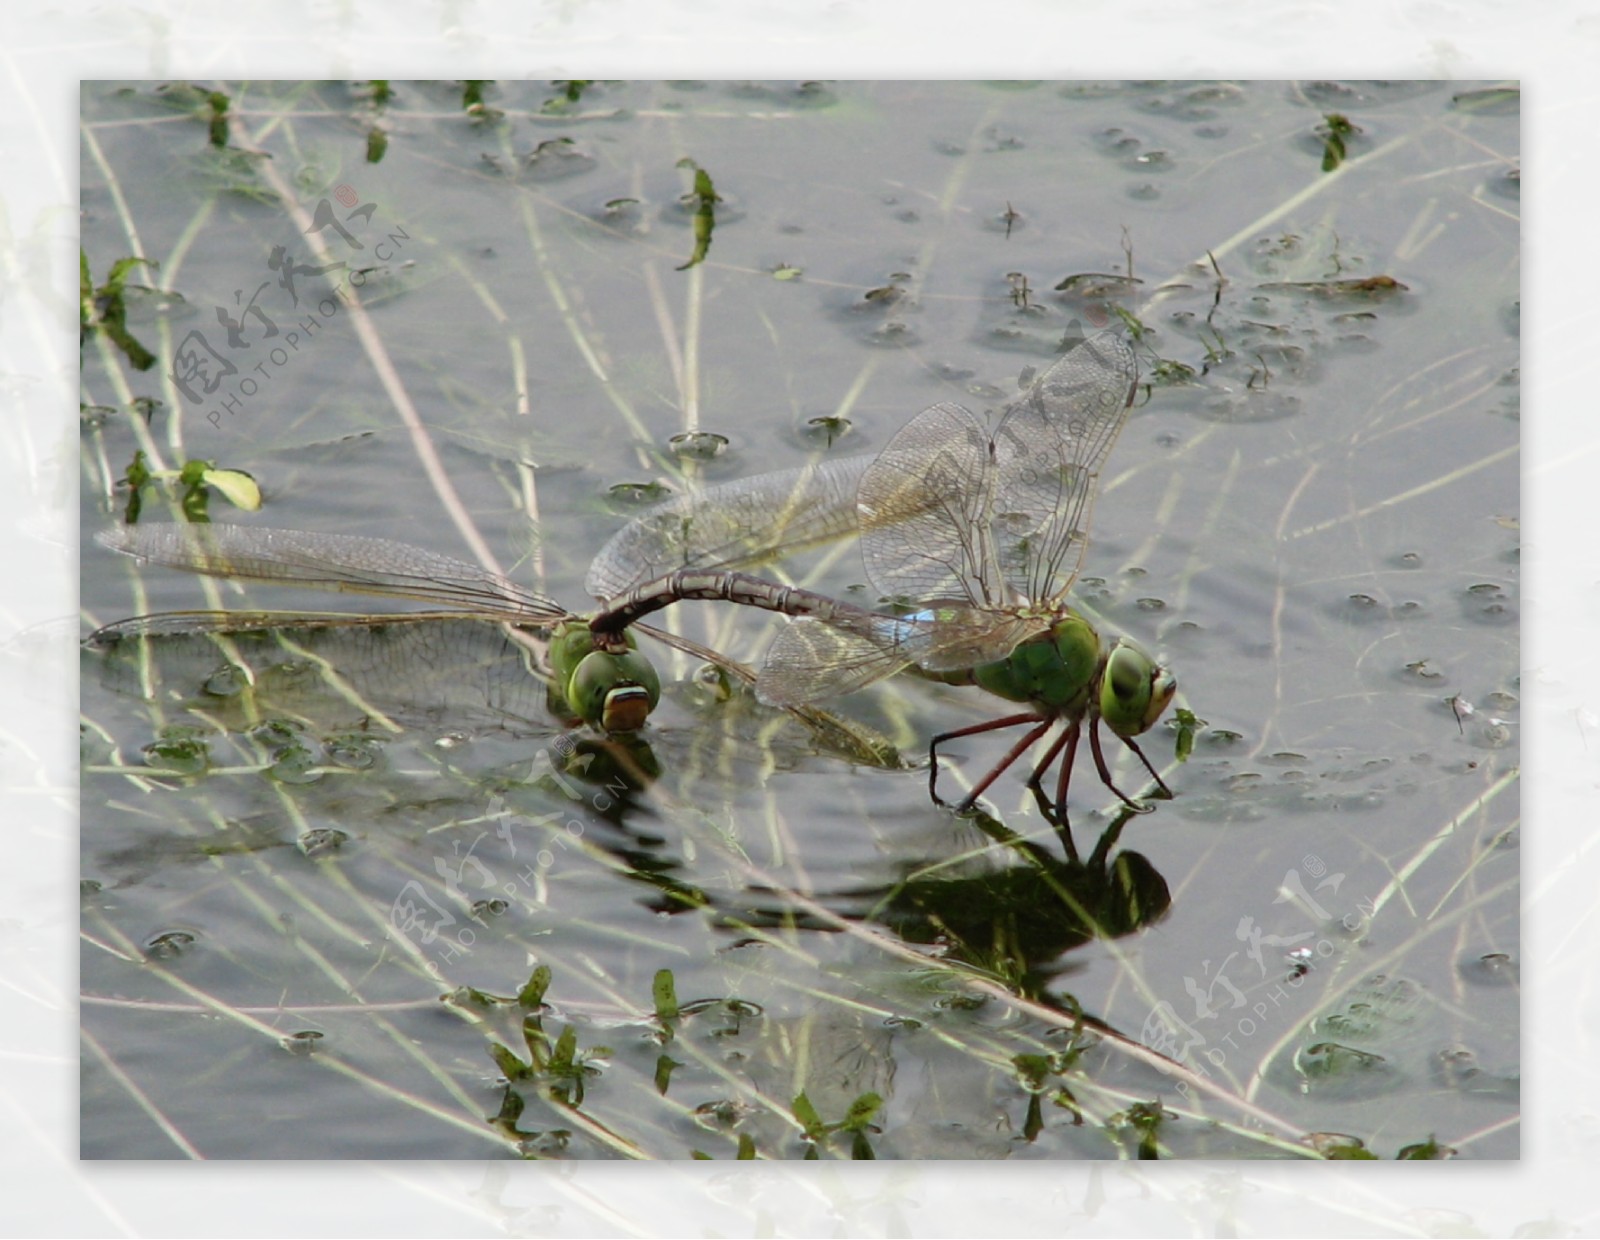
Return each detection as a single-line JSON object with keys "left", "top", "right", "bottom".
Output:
{"left": 92, "top": 331, "right": 1176, "bottom": 821}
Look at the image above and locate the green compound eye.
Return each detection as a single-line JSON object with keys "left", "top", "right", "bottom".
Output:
{"left": 547, "top": 621, "right": 660, "bottom": 732}
{"left": 548, "top": 623, "right": 603, "bottom": 689}
{"left": 1099, "top": 639, "right": 1177, "bottom": 739}
{"left": 567, "top": 648, "right": 661, "bottom": 733}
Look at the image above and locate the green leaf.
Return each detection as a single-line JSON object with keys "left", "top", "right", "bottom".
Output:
{"left": 677, "top": 202, "right": 714, "bottom": 271}
{"left": 180, "top": 481, "right": 210, "bottom": 523}
{"left": 652, "top": 968, "right": 679, "bottom": 1021}
{"left": 543, "top": 81, "right": 594, "bottom": 113}
{"left": 1317, "top": 112, "right": 1357, "bottom": 172}
{"left": 1321, "top": 134, "right": 1344, "bottom": 173}
{"left": 202, "top": 468, "right": 261, "bottom": 512}
{"left": 518, "top": 964, "right": 552, "bottom": 1009}
{"left": 549, "top": 1025, "right": 578, "bottom": 1073}
{"left": 1013, "top": 1052, "right": 1051, "bottom": 1091}
{"left": 491, "top": 1087, "right": 525, "bottom": 1128}
{"left": 1111, "top": 305, "right": 1148, "bottom": 339}
{"left": 490, "top": 1043, "right": 531, "bottom": 1081}
{"left": 124, "top": 449, "right": 150, "bottom": 491}
{"left": 104, "top": 256, "right": 158, "bottom": 293}
{"left": 1173, "top": 708, "right": 1201, "bottom": 762}
{"left": 842, "top": 1092, "right": 882, "bottom": 1131}
{"left": 1023, "top": 1093, "right": 1044, "bottom": 1142}
{"left": 1307, "top": 1131, "right": 1376, "bottom": 1158}
{"left": 206, "top": 91, "right": 231, "bottom": 148}
{"left": 675, "top": 159, "right": 720, "bottom": 271}
{"left": 117, "top": 450, "right": 149, "bottom": 522}
{"left": 791, "top": 1091, "right": 824, "bottom": 1139}
{"left": 84, "top": 255, "right": 159, "bottom": 371}
{"left": 522, "top": 1018, "right": 551, "bottom": 1069}
{"left": 1397, "top": 1135, "right": 1455, "bottom": 1160}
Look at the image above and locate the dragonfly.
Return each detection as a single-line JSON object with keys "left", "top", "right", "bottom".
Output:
{"left": 89, "top": 522, "right": 669, "bottom": 735}
{"left": 91, "top": 521, "right": 904, "bottom": 770}
{"left": 585, "top": 330, "right": 1177, "bottom": 818}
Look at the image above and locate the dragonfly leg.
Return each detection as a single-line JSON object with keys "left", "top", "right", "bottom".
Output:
{"left": 1020, "top": 723, "right": 1078, "bottom": 860}
{"left": 1119, "top": 733, "right": 1173, "bottom": 798}
{"left": 927, "top": 712, "right": 1044, "bottom": 806}
{"left": 1026, "top": 723, "right": 1072, "bottom": 794}
{"left": 1089, "top": 717, "right": 1154, "bottom": 814}
{"left": 952, "top": 717, "right": 1054, "bottom": 813}
{"left": 928, "top": 713, "right": 1036, "bottom": 809}
{"left": 1052, "top": 719, "right": 1083, "bottom": 822}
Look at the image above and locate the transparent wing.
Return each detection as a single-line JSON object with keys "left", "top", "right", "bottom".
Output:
{"left": 755, "top": 604, "right": 1047, "bottom": 706}
{"left": 91, "top": 618, "right": 572, "bottom": 741}
{"left": 756, "top": 616, "right": 916, "bottom": 707}
{"left": 85, "top": 608, "right": 504, "bottom": 645}
{"left": 989, "top": 331, "right": 1138, "bottom": 606}
{"left": 584, "top": 454, "right": 874, "bottom": 601}
{"left": 905, "top": 608, "right": 1046, "bottom": 673}
{"left": 96, "top": 524, "right": 566, "bottom": 621}
{"left": 855, "top": 402, "right": 1012, "bottom": 610}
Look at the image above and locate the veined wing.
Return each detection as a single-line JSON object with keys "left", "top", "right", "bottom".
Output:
{"left": 855, "top": 402, "right": 1015, "bottom": 611}
{"left": 756, "top": 603, "right": 1045, "bottom": 707}
{"left": 584, "top": 454, "right": 874, "bottom": 601}
{"left": 758, "top": 617, "right": 911, "bottom": 707}
{"left": 96, "top": 524, "right": 566, "bottom": 621}
{"left": 989, "top": 331, "right": 1138, "bottom": 606}
{"left": 587, "top": 334, "right": 1135, "bottom": 616}
{"left": 85, "top": 608, "right": 525, "bottom": 646}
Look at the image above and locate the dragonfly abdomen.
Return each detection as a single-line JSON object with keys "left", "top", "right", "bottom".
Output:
{"left": 590, "top": 569, "right": 863, "bottom": 648}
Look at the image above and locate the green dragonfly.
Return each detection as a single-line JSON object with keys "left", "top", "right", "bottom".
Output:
{"left": 89, "top": 522, "right": 668, "bottom": 734}
{"left": 587, "top": 330, "right": 1177, "bottom": 818}
{"left": 91, "top": 521, "right": 905, "bottom": 770}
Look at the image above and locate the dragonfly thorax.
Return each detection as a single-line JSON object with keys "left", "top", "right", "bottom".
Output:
{"left": 972, "top": 611, "right": 1101, "bottom": 711}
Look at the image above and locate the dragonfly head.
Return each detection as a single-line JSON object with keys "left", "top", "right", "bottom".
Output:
{"left": 1098, "top": 637, "right": 1177, "bottom": 739}
{"left": 550, "top": 621, "right": 661, "bottom": 733}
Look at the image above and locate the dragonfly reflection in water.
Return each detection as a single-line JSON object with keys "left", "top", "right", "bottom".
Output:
{"left": 588, "top": 330, "right": 1178, "bottom": 820}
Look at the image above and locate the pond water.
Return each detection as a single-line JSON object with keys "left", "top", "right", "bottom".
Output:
{"left": 80, "top": 79, "right": 1519, "bottom": 1159}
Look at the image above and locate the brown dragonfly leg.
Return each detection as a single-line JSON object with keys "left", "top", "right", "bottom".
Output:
{"left": 1018, "top": 722, "right": 1077, "bottom": 857}
{"left": 1119, "top": 732, "right": 1173, "bottom": 798}
{"left": 926, "top": 711, "right": 1045, "bottom": 808}
{"left": 1088, "top": 718, "right": 1157, "bottom": 814}
{"left": 953, "top": 716, "right": 1054, "bottom": 813}
{"left": 1026, "top": 723, "right": 1070, "bottom": 795}
{"left": 1051, "top": 718, "right": 1083, "bottom": 821}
